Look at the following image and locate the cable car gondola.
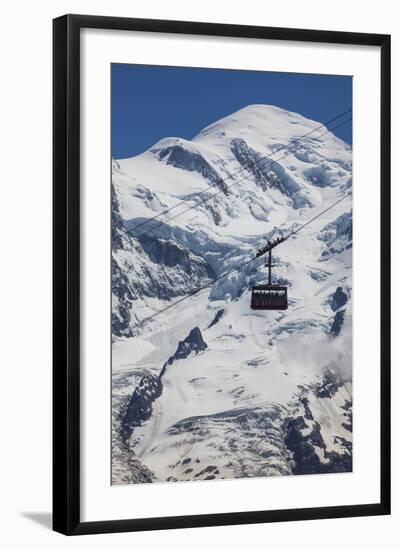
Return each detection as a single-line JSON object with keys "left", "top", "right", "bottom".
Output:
{"left": 251, "top": 246, "right": 288, "bottom": 310}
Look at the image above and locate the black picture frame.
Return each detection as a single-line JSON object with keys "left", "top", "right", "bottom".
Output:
{"left": 53, "top": 14, "right": 391, "bottom": 535}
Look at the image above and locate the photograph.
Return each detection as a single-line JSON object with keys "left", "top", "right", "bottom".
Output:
{"left": 111, "top": 64, "right": 353, "bottom": 485}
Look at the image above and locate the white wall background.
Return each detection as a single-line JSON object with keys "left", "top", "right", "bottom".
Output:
{"left": 0, "top": 0, "right": 398, "bottom": 547}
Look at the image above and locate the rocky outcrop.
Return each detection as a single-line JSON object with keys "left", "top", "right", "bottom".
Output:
{"left": 284, "top": 414, "right": 352, "bottom": 475}
{"left": 314, "top": 369, "right": 343, "bottom": 398}
{"left": 157, "top": 145, "right": 228, "bottom": 193}
{"left": 112, "top": 259, "right": 134, "bottom": 338}
{"left": 112, "top": 183, "right": 134, "bottom": 338}
{"left": 230, "top": 138, "right": 309, "bottom": 208}
{"left": 161, "top": 327, "right": 207, "bottom": 375}
{"left": 121, "top": 327, "right": 207, "bottom": 441}
{"left": 328, "top": 287, "right": 348, "bottom": 337}
{"left": 121, "top": 375, "right": 163, "bottom": 441}
{"left": 330, "top": 286, "right": 348, "bottom": 311}
{"left": 319, "top": 212, "right": 352, "bottom": 257}
{"left": 112, "top": 371, "right": 156, "bottom": 483}
{"left": 285, "top": 376, "right": 352, "bottom": 475}
{"left": 330, "top": 309, "right": 346, "bottom": 336}
{"left": 207, "top": 309, "right": 224, "bottom": 329}
{"left": 138, "top": 234, "right": 215, "bottom": 283}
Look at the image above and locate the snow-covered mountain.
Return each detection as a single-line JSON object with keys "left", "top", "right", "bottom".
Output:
{"left": 111, "top": 104, "right": 352, "bottom": 485}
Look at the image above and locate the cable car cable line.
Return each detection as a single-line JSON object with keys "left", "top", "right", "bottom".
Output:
{"left": 132, "top": 190, "right": 352, "bottom": 330}
{"left": 126, "top": 108, "right": 351, "bottom": 235}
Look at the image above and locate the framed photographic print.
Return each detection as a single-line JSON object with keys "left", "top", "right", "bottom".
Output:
{"left": 53, "top": 14, "right": 391, "bottom": 535}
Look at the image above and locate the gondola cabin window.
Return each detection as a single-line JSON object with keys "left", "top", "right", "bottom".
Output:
{"left": 251, "top": 285, "right": 288, "bottom": 310}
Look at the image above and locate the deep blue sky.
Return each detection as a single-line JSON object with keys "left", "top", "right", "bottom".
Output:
{"left": 112, "top": 64, "right": 352, "bottom": 159}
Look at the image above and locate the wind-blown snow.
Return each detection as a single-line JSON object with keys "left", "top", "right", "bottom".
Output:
{"left": 111, "top": 104, "right": 352, "bottom": 484}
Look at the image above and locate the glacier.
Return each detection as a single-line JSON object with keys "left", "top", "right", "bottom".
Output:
{"left": 111, "top": 104, "right": 352, "bottom": 485}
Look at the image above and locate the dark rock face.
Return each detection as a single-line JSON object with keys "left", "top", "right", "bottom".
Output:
{"left": 132, "top": 234, "right": 216, "bottom": 302}
{"left": 207, "top": 309, "right": 224, "bottom": 329}
{"left": 112, "top": 258, "right": 134, "bottom": 338}
{"left": 285, "top": 417, "right": 324, "bottom": 474}
{"left": 319, "top": 212, "right": 353, "bottom": 257}
{"left": 112, "top": 183, "right": 134, "bottom": 338}
{"left": 230, "top": 138, "right": 307, "bottom": 208}
{"left": 328, "top": 287, "right": 348, "bottom": 337}
{"left": 284, "top": 370, "right": 352, "bottom": 475}
{"left": 341, "top": 398, "right": 353, "bottom": 432}
{"left": 330, "top": 309, "right": 346, "bottom": 336}
{"left": 139, "top": 234, "right": 216, "bottom": 281}
{"left": 112, "top": 377, "right": 155, "bottom": 484}
{"left": 285, "top": 415, "right": 352, "bottom": 475}
{"left": 121, "top": 375, "right": 163, "bottom": 441}
{"left": 161, "top": 327, "right": 207, "bottom": 375}
{"left": 330, "top": 286, "right": 348, "bottom": 311}
{"left": 112, "top": 183, "right": 124, "bottom": 249}
{"left": 158, "top": 145, "right": 228, "bottom": 193}
{"left": 315, "top": 369, "right": 343, "bottom": 399}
